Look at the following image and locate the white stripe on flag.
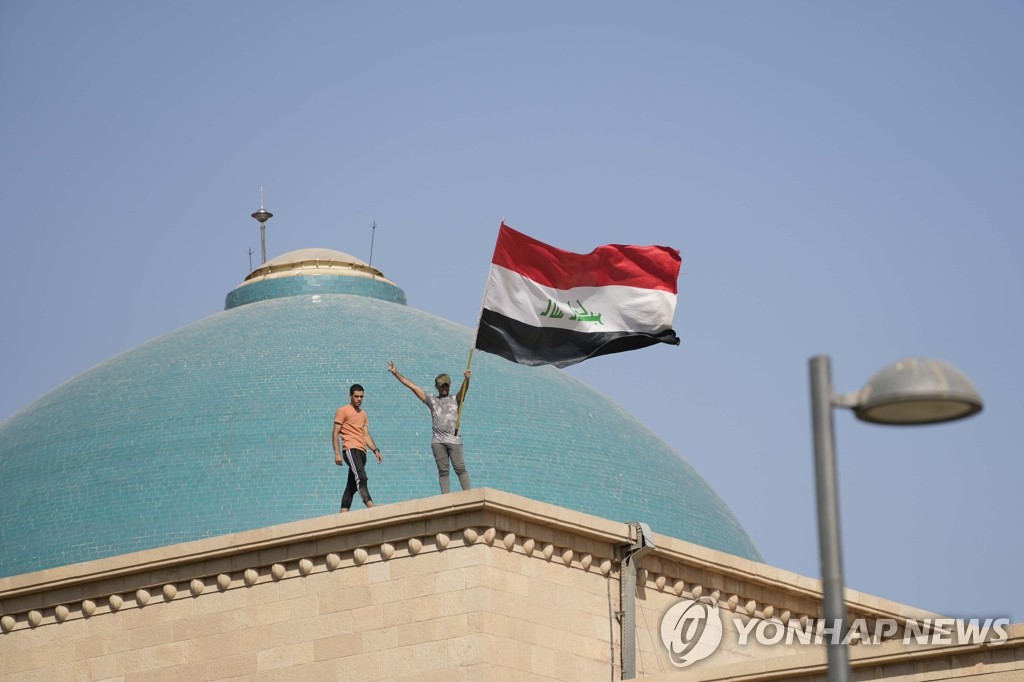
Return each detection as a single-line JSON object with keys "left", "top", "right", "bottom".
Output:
{"left": 482, "top": 265, "right": 676, "bottom": 334}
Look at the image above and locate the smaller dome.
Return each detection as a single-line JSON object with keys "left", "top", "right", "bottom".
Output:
{"left": 225, "top": 247, "right": 407, "bottom": 310}
{"left": 244, "top": 248, "right": 390, "bottom": 283}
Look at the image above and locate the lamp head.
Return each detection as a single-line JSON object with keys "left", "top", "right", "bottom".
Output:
{"left": 853, "top": 358, "right": 983, "bottom": 425}
{"left": 251, "top": 209, "right": 273, "bottom": 223}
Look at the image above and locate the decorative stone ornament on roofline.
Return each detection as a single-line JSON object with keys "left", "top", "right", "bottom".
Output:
{"left": 1, "top": 489, "right": 1017, "bottom": 681}
{"left": 0, "top": 489, "right": 939, "bottom": 639}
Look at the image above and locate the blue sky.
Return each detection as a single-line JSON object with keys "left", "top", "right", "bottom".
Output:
{"left": 2, "top": 2, "right": 1021, "bottom": 621}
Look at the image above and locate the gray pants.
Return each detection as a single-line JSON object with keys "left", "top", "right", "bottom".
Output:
{"left": 431, "top": 442, "right": 471, "bottom": 494}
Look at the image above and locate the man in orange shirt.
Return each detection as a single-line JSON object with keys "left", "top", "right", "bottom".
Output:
{"left": 332, "top": 383, "right": 383, "bottom": 512}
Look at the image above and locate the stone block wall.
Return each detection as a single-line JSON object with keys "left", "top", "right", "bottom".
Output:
{"left": 3, "top": 490, "right": 1016, "bottom": 681}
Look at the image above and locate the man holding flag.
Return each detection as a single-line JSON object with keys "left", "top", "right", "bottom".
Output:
{"left": 388, "top": 361, "right": 472, "bottom": 494}
{"left": 432, "top": 221, "right": 680, "bottom": 464}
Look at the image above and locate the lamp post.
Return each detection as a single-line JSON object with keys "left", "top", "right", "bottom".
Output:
{"left": 809, "top": 356, "right": 983, "bottom": 682}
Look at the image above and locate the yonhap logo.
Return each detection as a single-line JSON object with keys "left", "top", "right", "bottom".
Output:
{"left": 659, "top": 597, "right": 724, "bottom": 667}
{"left": 660, "top": 595, "right": 1009, "bottom": 667}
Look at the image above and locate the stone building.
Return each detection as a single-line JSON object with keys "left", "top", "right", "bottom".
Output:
{"left": 0, "top": 249, "right": 1018, "bottom": 680}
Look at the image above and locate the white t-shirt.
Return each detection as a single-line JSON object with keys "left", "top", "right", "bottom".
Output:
{"left": 424, "top": 394, "right": 461, "bottom": 444}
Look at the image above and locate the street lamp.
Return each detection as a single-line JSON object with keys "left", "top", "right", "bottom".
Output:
{"left": 809, "top": 356, "right": 983, "bottom": 682}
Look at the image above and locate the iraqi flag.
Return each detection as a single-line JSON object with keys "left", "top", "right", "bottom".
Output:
{"left": 474, "top": 223, "right": 681, "bottom": 368}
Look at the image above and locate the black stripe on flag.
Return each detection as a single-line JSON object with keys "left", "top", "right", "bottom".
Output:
{"left": 476, "top": 309, "right": 680, "bottom": 369}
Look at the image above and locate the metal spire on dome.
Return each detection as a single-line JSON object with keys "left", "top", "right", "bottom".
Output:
{"left": 368, "top": 221, "right": 377, "bottom": 269}
{"left": 251, "top": 187, "right": 273, "bottom": 265}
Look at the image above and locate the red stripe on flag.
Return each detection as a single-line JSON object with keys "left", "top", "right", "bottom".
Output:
{"left": 491, "top": 224, "right": 681, "bottom": 293}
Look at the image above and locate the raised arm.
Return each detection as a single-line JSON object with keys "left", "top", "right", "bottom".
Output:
{"left": 388, "top": 360, "right": 427, "bottom": 403}
{"left": 456, "top": 369, "right": 471, "bottom": 405}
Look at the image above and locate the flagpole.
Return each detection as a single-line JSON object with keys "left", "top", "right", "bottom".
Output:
{"left": 454, "top": 348, "right": 474, "bottom": 436}
{"left": 454, "top": 219, "right": 505, "bottom": 436}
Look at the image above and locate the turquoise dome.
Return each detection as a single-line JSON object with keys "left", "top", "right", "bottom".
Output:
{"left": 0, "top": 249, "right": 760, "bottom": 577}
